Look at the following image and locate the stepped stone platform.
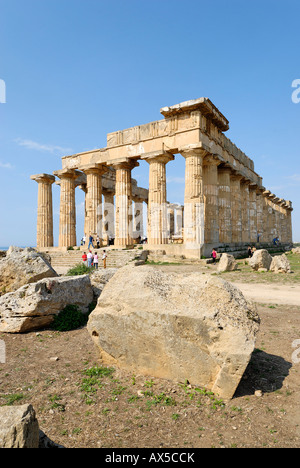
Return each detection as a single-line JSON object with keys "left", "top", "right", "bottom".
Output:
{"left": 41, "top": 242, "right": 292, "bottom": 274}
{"left": 42, "top": 247, "right": 145, "bottom": 275}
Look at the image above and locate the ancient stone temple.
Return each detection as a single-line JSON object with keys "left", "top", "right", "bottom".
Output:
{"left": 31, "top": 98, "right": 293, "bottom": 258}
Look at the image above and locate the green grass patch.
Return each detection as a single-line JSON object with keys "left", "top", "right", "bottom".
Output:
{"left": 51, "top": 304, "right": 89, "bottom": 332}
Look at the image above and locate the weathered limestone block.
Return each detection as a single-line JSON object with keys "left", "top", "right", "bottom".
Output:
{"left": 270, "top": 254, "right": 291, "bottom": 274}
{"left": 292, "top": 247, "right": 300, "bottom": 254}
{"left": 87, "top": 264, "right": 260, "bottom": 399}
{"left": 0, "top": 246, "right": 58, "bottom": 295}
{"left": 249, "top": 249, "right": 272, "bottom": 271}
{"left": 217, "top": 253, "right": 238, "bottom": 273}
{"left": 0, "top": 405, "right": 39, "bottom": 448}
{"left": 0, "top": 275, "right": 94, "bottom": 333}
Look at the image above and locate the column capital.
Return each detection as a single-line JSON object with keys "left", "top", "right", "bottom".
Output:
{"left": 110, "top": 158, "right": 139, "bottom": 170}
{"left": 30, "top": 173, "right": 55, "bottom": 184}
{"left": 53, "top": 168, "right": 81, "bottom": 180}
{"left": 255, "top": 185, "right": 266, "bottom": 195}
{"left": 141, "top": 151, "right": 174, "bottom": 164}
{"left": 80, "top": 163, "right": 108, "bottom": 175}
{"left": 203, "top": 154, "right": 221, "bottom": 167}
{"left": 248, "top": 182, "right": 259, "bottom": 191}
{"left": 179, "top": 143, "right": 210, "bottom": 158}
{"left": 217, "top": 164, "right": 232, "bottom": 175}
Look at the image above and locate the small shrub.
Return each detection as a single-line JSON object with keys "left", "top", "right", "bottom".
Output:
{"left": 66, "top": 264, "right": 93, "bottom": 276}
{"left": 51, "top": 304, "right": 88, "bottom": 331}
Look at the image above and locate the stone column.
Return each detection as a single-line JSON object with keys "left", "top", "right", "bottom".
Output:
{"left": 240, "top": 180, "right": 250, "bottom": 243}
{"left": 263, "top": 190, "right": 274, "bottom": 242}
{"left": 54, "top": 169, "right": 80, "bottom": 248}
{"left": 81, "top": 164, "right": 107, "bottom": 246}
{"left": 133, "top": 196, "right": 144, "bottom": 241}
{"left": 256, "top": 188, "right": 265, "bottom": 243}
{"left": 278, "top": 199, "right": 287, "bottom": 243}
{"left": 103, "top": 190, "right": 115, "bottom": 244}
{"left": 167, "top": 204, "right": 175, "bottom": 239}
{"left": 230, "top": 174, "right": 243, "bottom": 243}
{"left": 112, "top": 159, "right": 139, "bottom": 247}
{"left": 30, "top": 173, "right": 55, "bottom": 248}
{"left": 78, "top": 183, "right": 88, "bottom": 238}
{"left": 269, "top": 194, "right": 278, "bottom": 239}
{"left": 142, "top": 151, "right": 174, "bottom": 245}
{"left": 218, "top": 166, "right": 232, "bottom": 244}
{"left": 249, "top": 185, "right": 258, "bottom": 244}
{"left": 286, "top": 201, "right": 293, "bottom": 243}
{"left": 179, "top": 144, "right": 208, "bottom": 251}
{"left": 175, "top": 205, "right": 184, "bottom": 237}
{"left": 203, "top": 156, "right": 220, "bottom": 245}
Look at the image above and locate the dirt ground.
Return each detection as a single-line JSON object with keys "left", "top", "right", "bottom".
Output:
{"left": 0, "top": 257, "right": 300, "bottom": 449}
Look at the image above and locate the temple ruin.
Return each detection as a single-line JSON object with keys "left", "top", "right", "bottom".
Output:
{"left": 31, "top": 97, "right": 293, "bottom": 258}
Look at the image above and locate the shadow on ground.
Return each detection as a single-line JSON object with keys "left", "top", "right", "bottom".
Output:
{"left": 234, "top": 349, "right": 292, "bottom": 398}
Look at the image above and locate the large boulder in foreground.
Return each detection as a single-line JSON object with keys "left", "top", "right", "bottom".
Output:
{"left": 0, "top": 275, "right": 93, "bottom": 333}
{"left": 249, "top": 249, "right": 272, "bottom": 271}
{"left": 0, "top": 246, "right": 58, "bottom": 295}
{"left": 0, "top": 405, "right": 39, "bottom": 448}
{"left": 87, "top": 265, "right": 260, "bottom": 400}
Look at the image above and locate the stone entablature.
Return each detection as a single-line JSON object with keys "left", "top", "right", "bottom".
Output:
{"left": 31, "top": 98, "right": 293, "bottom": 256}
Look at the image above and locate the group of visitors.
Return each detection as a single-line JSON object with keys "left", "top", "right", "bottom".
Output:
{"left": 247, "top": 246, "right": 257, "bottom": 258}
{"left": 82, "top": 250, "right": 107, "bottom": 269}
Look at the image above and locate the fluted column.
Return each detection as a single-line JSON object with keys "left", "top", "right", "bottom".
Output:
{"left": 133, "top": 196, "right": 144, "bottom": 241}
{"left": 142, "top": 151, "right": 174, "bottom": 245}
{"left": 167, "top": 204, "right": 175, "bottom": 238}
{"left": 249, "top": 185, "right": 258, "bottom": 243}
{"left": 175, "top": 205, "right": 184, "bottom": 237}
{"left": 286, "top": 201, "right": 293, "bottom": 243}
{"left": 240, "top": 180, "right": 250, "bottom": 243}
{"left": 103, "top": 191, "right": 115, "bottom": 244}
{"left": 218, "top": 167, "right": 232, "bottom": 244}
{"left": 230, "top": 174, "right": 243, "bottom": 243}
{"left": 278, "top": 199, "right": 287, "bottom": 243}
{"left": 112, "top": 159, "right": 138, "bottom": 247}
{"left": 180, "top": 144, "right": 206, "bottom": 249}
{"left": 256, "top": 188, "right": 264, "bottom": 243}
{"left": 82, "top": 164, "right": 107, "bottom": 246}
{"left": 263, "top": 190, "right": 274, "bottom": 242}
{"left": 203, "top": 156, "right": 220, "bottom": 244}
{"left": 78, "top": 183, "right": 88, "bottom": 238}
{"left": 54, "top": 169, "right": 80, "bottom": 248}
{"left": 30, "top": 173, "right": 55, "bottom": 248}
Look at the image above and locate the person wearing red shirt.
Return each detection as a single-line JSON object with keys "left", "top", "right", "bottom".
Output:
{"left": 82, "top": 252, "right": 87, "bottom": 266}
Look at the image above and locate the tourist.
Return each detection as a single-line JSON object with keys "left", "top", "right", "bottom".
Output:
{"left": 82, "top": 252, "right": 87, "bottom": 266}
{"left": 211, "top": 248, "right": 217, "bottom": 263}
{"left": 87, "top": 250, "right": 93, "bottom": 268}
{"left": 93, "top": 252, "right": 99, "bottom": 270}
{"left": 102, "top": 250, "right": 107, "bottom": 269}
{"left": 88, "top": 235, "right": 94, "bottom": 250}
{"left": 247, "top": 246, "right": 253, "bottom": 258}
{"left": 96, "top": 235, "right": 100, "bottom": 249}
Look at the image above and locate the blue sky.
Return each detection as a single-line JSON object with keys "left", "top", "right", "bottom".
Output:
{"left": 0, "top": 0, "right": 299, "bottom": 246}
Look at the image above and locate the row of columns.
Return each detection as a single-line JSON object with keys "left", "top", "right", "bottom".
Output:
{"left": 31, "top": 146, "right": 293, "bottom": 250}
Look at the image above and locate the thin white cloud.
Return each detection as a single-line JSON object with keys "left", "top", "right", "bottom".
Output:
{"left": 15, "top": 138, "right": 73, "bottom": 155}
{"left": 166, "top": 176, "right": 185, "bottom": 184}
{"left": 288, "top": 174, "right": 300, "bottom": 182}
{"left": 0, "top": 161, "right": 14, "bottom": 169}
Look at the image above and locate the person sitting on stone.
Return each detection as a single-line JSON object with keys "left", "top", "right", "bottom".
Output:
{"left": 211, "top": 248, "right": 217, "bottom": 263}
